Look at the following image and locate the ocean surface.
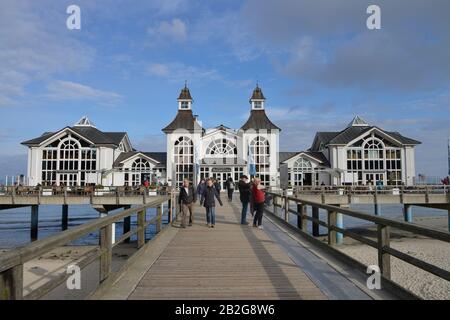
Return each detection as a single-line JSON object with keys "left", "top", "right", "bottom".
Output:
{"left": 0, "top": 202, "right": 447, "bottom": 249}
{"left": 0, "top": 205, "right": 167, "bottom": 249}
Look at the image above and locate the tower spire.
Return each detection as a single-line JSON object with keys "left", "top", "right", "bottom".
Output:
{"left": 178, "top": 83, "right": 193, "bottom": 110}
{"left": 250, "top": 84, "right": 265, "bottom": 110}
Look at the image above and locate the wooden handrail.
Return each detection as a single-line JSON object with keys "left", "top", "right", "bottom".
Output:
{"left": 266, "top": 191, "right": 450, "bottom": 283}
{"left": 0, "top": 195, "right": 172, "bottom": 300}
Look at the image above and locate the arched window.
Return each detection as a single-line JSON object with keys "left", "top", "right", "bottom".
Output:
{"left": 206, "top": 138, "right": 237, "bottom": 156}
{"left": 41, "top": 134, "right": 96, "bottom": 186}
{"left": 292, "top": 157, "right": 313, "bottom": 186}
{"left": 132, "top": 158, "right": 151, "bottom": 171}
{"left": 174, "top": 136, "right": 194, "bottom": 187}
{"left": 249, "top": 136, "right": 270, "bottom": 185}
{"left": 363, "top": 138, "right": 384, "bottom": 171}
{"left": 58, "top": 138, "right": 80, "bottom": 186}
{"left": 293, "top": 158, "right": 312, "bottom": 172}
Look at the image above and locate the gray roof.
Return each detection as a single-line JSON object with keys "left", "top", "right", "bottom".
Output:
{"left": 311, "top": 126, "right": 421, "bottom": 150}
{"left": 113, "top": 152, "right": 167, "bottom": 168}
{"left": 279, "top": 151, "right": 330, "bottom": 167}
{"left": 178, "top": 86, "right": 193, "bottom": 100}
{"left": 21, "top": 127, "right": 127, "bottom": 147}
{"left": 250, "top": 86, "right": 265, "bottom": 101}
{"left": 279, "top": 152, "right": 299, "bottom": 163}
{"left": 162, "top": 110, "right": 203, "bottom": 133}
{"left": 241, "top": 110, "right": 280, "bottom": 131}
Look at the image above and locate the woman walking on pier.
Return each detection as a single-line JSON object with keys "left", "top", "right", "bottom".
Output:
{"left": 252, "top": 178, "right": 266, "bottom": 229}
{"left": 201, "top": 179, "right": 223, "bottom": 228}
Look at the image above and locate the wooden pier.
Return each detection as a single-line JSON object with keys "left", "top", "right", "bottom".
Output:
{"left": 1, "top": 189, "right": 449, "bottom": 300}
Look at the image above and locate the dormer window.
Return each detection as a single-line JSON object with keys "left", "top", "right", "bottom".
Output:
{"left": 253, "top": 101, "right": 263, "bottom": 109}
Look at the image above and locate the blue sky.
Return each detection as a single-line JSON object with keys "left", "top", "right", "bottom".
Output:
{"left": 0, "top": 0, "right": 449, "bottom": 180}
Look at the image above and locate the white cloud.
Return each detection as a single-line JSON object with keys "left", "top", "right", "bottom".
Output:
{"left": 147, "top": 19, "right": 188, "bottom": 42}
{"left": 147, "top": 62, "right": 253, "bottom": 89}
{"left": 45, "top": 81, "right": 122, "bottom": 106}
{"left": 148, "top": 63, "right": 171, "bottom": 77}
{"left": 147, "top": 62, "right": 220, "bottom": 83}
{"left": 0, "top": 0, "right": 94, "bottom": 107}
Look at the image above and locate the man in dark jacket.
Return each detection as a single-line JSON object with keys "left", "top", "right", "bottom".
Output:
{"left": 178, "top": 179, "right": 197, "bottom": 227}
{"left": 238, "top": 175, "right": 251, "bottom": 225}
{"left": 201, "top": 179, "right": 223, "bottom": 228}
{"left": 196, "top": 179, "right": 206, "bottom": 204}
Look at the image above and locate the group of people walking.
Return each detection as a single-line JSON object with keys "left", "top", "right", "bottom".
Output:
{"left": 178, "top": 175, "right": 266, "bottom": 229}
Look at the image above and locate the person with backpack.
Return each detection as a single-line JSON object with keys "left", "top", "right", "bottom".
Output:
{"left": 252, "top": 178, "right": 266, "bottom": 229}
{"left": 225, "top": 177, "right": 235, "bottom": 201}
{"left": 201, "top": 178, "right": 223, "bottom": 228}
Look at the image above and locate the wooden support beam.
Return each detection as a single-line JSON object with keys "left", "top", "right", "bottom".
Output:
{"left": 99, "top": 224, "right": 113, "bottom": 283}
{"left": 312, "top": 207, "right": 320, "bottom": 236}
{"left": 167, "top": 199, "right": 172, "bottom": 223}
{"left": 297, "top": 204, "right": 307, "bottom": 231}
{"left": 403, "top": 204, "right": 412, "bottom": 223}
{"left": 377, "top": 224, "right": 391, "bottom": 279}
{"left": 61, "top": 205, "right": 69, "bottom": 231}
{"left": 30, "top": 205, "right": 39, "bottom": 241}
{"left": 0, "top": 264, "right": 23, "bottom": 300}
{"left": 137, "top": 209, "right": 146, "bottom": 248}
{"left": 156, "top": 205, "right": 163, "bottom": 233}
{"left": 327, "top": 210, "right": 337, "bottom": 246}
{"left": 123, "top": 205, "right": 131, "bottom": 244}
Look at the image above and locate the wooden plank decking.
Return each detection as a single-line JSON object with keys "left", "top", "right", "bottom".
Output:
{"left": 126, "top": 198, "right": 327, "bottom": 300}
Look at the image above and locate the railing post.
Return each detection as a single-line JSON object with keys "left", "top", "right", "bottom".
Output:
{"left": 297, "top": 203, "right": 307, "bottom": 231}
{"left": 123, "top": 205, "right": 131, "bottom": 244}
{"left": 327, "top": 210, "right": 337, "bottom": 246}
{"left": 168, "top": 198, "right": 172, "bottom": 223}
{"left": 274, "top": 195, "right": 278, "bottom": 216}
{"left": 156, "top": 204, "right": 163, "bottom": 233}
{"left": 284, "top": 193, "right": 289, "bottom": 222}
{"left": 0, "top": 265, "right": 23, "bottom": 300}
{"left": 99, "top": 224, "right": 113, "bottom": 283}
{"left": 312, "top": 206, "right": 320, "bottom": 236}
{"left": 137, "top": 209, "right": 146, "bottom": 248}
{"left": 377, "top": 224, "right": 391, "bottom": 279}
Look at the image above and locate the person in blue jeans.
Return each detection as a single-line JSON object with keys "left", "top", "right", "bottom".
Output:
{"left": 238, "top": 175, "right": 251, "bottom": 225}
{"left": 201, "top": 178, "right": 223, "bottom": 228}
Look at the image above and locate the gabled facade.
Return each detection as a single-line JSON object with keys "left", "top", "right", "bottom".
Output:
{"left": 310, "top": 116, "right": 421, "bottom": 186}
{"left": 163, "top": 85, "right": 280, "bottom": 189}
{"left": 21, "top": 93, "right": 420, "bottom": 188}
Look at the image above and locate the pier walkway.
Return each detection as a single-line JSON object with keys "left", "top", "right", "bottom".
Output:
{"left": 2, "top": 191, "right": 449, "bottom": 300}
{"left": 93, "top": 199, "right": 393, "bottom": 300}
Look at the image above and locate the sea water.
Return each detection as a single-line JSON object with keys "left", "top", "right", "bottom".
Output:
{"left": 0, "top": 205, "right": 166, "bottom": 249}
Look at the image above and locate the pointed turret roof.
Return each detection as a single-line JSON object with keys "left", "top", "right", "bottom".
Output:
{"left": 347, "top": 115, "right": 369, "bottom": 127}
{"left": 250, "top": 85, "right": 265, "bottom": 101}
{"left": 74, "top": 116, "right": 96, "bottom": 128}
{"left": 178, "top": 84, "right": 193, "bottom": 101}
{"left": 163, "top": 85, "right": 202, "bottom": 133}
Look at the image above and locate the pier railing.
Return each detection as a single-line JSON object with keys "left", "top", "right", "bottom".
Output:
{"left": 266, "top": 191, "right": 450, "bottom": 290}
{"left": 0, "top": 193, "right": 178, "bottom": 300}
{"left": 288, "top": 184, "right": 449, "bottom": 196}
{"left": 0, "top": 185, "right": 170, "bottom": 197}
